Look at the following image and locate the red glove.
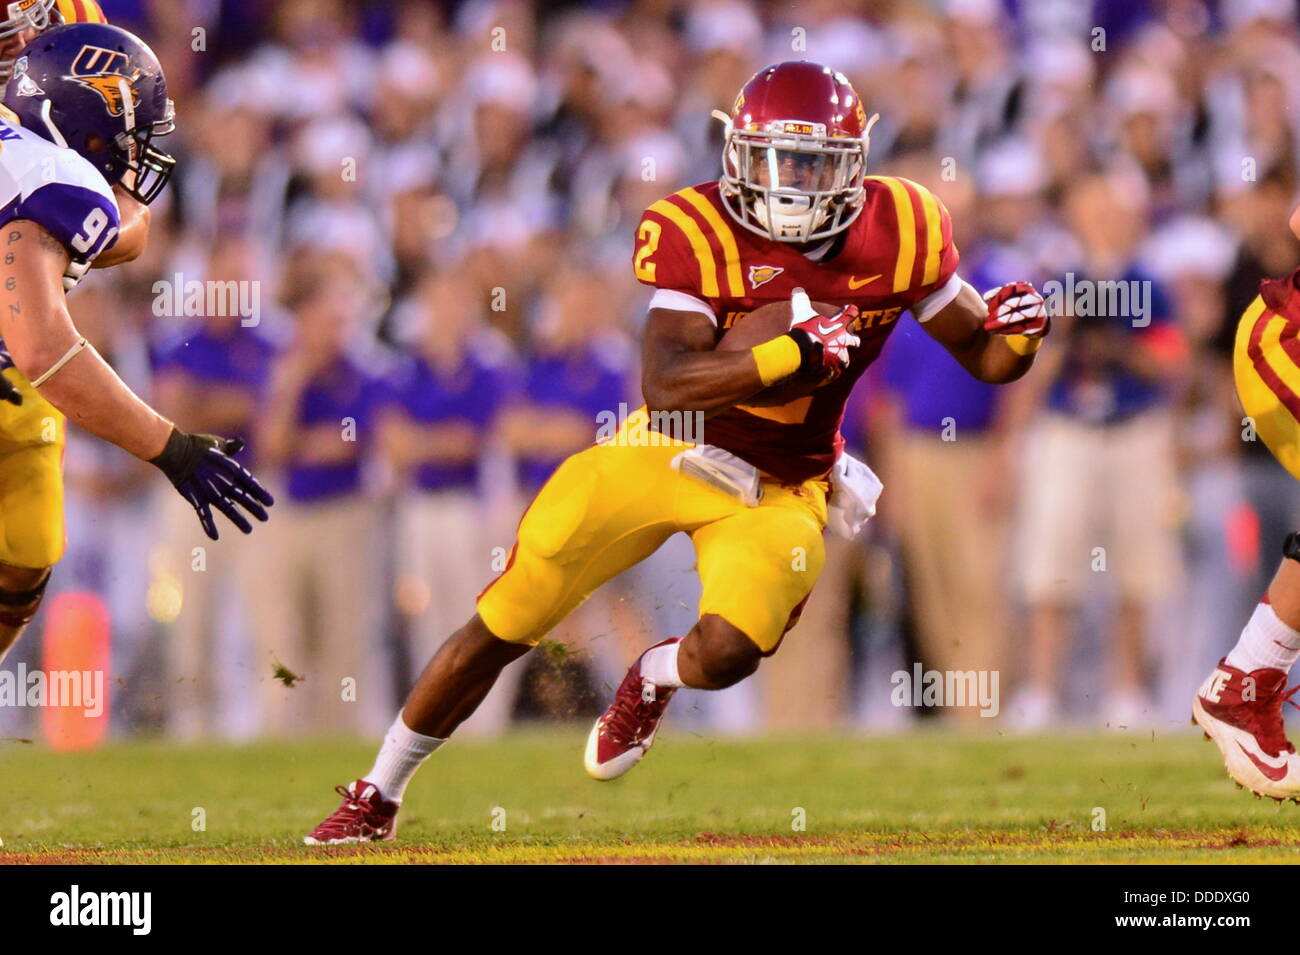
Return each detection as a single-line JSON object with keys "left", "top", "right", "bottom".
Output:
{"left": 787, "top": 290, "right": 860, "bottom": 378}
{"left": 982, "top": 281, "right": 1050, "bottom": 337}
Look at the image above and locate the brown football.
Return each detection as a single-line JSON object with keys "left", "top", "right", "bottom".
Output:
{"left": 717, "top": 299, "right": 841, "bottom": 407}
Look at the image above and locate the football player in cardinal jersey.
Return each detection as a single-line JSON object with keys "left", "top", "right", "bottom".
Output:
{"left": 305, "top": 61, "right": 1050, "bottom": 844}
{"left": 0, "top": 23, "right": 273, "bottom": 664}
{"left": 1194, "top": 202, "right": 1300, "bottom": 801}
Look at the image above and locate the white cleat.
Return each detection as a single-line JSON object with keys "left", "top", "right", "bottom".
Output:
{"left": 585, "top": 639, "right": 679, "bottom": 781}
{"left": 1193, "top": 659, "right": 1300, "bottom": 802}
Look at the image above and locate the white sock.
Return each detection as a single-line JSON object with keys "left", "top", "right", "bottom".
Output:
{"left": 640, "top": 639, "right": 683, "bottom": 687}
{"left": 365, "top": 714, "right": 445, "bottom": 803}
{"left": 1226, "top": 602, "right": 1300, "bottom": 674}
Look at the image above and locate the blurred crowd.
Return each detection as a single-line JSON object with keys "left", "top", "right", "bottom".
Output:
{"left": 4, "top": 0, "right": 1300, "bottom": 739}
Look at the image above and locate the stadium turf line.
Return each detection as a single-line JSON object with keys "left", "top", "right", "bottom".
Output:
{"left": 3, "top": 730, "right": 1300, "bottom": 864}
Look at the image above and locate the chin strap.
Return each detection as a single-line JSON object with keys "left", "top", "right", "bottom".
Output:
{"left": 862, "top": 111, "right": 880, "bottom": 163}
{"left": 117, "top": 78, "right": 134, "bottom": 136}
{"left": 38, "top": 97, "right": 67, "bottom": 148}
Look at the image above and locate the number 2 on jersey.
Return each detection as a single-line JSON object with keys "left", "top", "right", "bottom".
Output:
{"left": 634, "top": 219, "right": 661, "bottom": 282}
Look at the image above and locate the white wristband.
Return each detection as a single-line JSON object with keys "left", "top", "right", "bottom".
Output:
{"left": 63, "top": 259, "right": 91, "bottom": 292}
{"left": 31, "top": 336, "right": 88, "bottom": 387}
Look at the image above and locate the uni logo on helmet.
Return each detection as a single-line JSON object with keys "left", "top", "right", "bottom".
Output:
{"left": 66, "top": 43, "right": 138, "bottom": 116}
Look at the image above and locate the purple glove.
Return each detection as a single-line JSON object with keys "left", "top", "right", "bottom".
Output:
{"left": 149, "top": 428, "right": 274, "bottom": 540}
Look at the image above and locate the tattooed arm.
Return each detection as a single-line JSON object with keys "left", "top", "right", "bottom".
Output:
{"left": 0, "top": 220, "right": 172, "bottom": 459}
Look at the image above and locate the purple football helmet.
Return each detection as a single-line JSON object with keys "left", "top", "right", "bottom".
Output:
{"left": 2, "top": 21, "right": 175, "bottom": 203}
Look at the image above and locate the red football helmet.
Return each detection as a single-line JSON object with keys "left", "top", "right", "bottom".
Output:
{"left": 713, "top": 61, "right": 878, "bottom": 244}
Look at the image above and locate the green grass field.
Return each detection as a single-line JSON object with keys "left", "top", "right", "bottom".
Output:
{"left": 3, "top": 728, "right": 1299, "bottom": 863}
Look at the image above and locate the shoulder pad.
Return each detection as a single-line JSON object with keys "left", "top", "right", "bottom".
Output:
{"left": 864, "top": 176, "right": 959, "bottom": 301}
{"left": 0, "top": 128, "right": 120, "bottom": 261}
{"left": 634, "top": 186, "right": 745, "bottom": 300}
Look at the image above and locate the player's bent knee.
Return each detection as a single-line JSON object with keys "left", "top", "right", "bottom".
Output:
{"left": 689, "top": 615, "right": 762, "bottom": 688}
{"left": 440, "top": 614, "right": 533, "bottom": 673}
{"left": 0, "top": 563, "right": 52, "bottom": 629}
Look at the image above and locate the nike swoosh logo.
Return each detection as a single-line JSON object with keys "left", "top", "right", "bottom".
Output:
{"left": 816, "top": 321, "right": 843, "bottom": 335}
{"left": 848, "top": 274, "right": 881, "bottom": 290}
{"left": 1237, "top": 741, "right": 1290, "bottom": 781}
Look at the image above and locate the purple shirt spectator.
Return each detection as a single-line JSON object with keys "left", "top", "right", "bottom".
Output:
{"left": 389, "top": 350, "right": 514, "bottom": 492}
{"left": 883, "top": 319, "right": 1000, "bottom": 436}
{"left": 287, "top": 357, "right": 389, "bottom": 502}
{"left": 517, "top": 343, "right": 629, "bottom": 491}
{"left": 153, "top": 326, "right": 275, "bottom": 390}
{"left": 1046, "top": 265, "right": 1175, "bottom": 425}
{"left": 152, "top": 325, "right": 277, "bottom": 460}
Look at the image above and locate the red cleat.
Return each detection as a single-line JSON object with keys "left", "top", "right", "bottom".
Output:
{"left": 303, "top": 780, "right": 399, "bottom": 845}
{"left": 1193, "top": 658, "right": 1300, "bottom": 801}
{"left": 584, "top": 638, "right": 680, "bottom": 781}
